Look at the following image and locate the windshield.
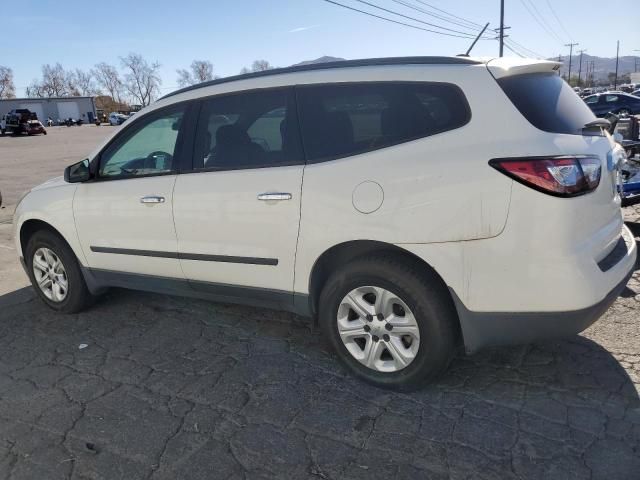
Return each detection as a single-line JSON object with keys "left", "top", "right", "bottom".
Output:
{"left": 497, "top": 73, "right": 598, "bottom": 135}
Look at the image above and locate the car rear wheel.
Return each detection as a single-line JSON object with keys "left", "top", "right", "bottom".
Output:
{"left": 319, "top": 255, "right": 458, "bottom": 391}
{"left": 26, "top": 230, "right": 94, "bottom": 313}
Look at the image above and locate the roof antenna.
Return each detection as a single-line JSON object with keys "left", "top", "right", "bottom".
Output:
{"left": 460, "top": 23, "right": 490, "bottom": 57}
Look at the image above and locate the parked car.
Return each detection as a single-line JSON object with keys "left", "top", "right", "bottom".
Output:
{"left": 13, "top": 57, "right": 636, "bottom": 390}
{"left": 108, "top": 113, "right": 128, "bottom": 126}
{"left": 25, "top": 120, "right": 47, "bottom": 135}
{"left": 583, "top": 93, "right": 640, "bottom": 116}
{"left": 581, "top": 87, "right": 593, "bottom": 97}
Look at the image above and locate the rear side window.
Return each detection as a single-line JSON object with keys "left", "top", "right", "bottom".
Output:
{"left": 497, "top": 73, "right": 596, "bottom": 135}
{"left": 297, "top": 82, "right": 470, "bottom": 162}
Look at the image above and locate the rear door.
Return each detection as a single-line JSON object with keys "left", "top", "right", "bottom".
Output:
{"left": 172, "top": 88, "right": 305, "bottom": 303}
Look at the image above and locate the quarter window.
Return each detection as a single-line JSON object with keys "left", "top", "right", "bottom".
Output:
{"left": 193, "top": 89, "right": 303, "bottom": 170}
{"left": 99, "top": 109, "right": 185, "bottom": 178}
{"left": 297, "top": 82, "right": 470, "bottom": 162}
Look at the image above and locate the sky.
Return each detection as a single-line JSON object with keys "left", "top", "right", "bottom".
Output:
{"left": 3, "top": 0, "right": 639, "bottom": 97}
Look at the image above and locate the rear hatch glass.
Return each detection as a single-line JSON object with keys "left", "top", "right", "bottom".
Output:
{"left": 497, "top": 73, "right": 598, "bottom": 135}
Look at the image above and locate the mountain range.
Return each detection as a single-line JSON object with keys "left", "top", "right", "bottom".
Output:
{"left": 552, "top": 54, "right": 639, "bottom": 83}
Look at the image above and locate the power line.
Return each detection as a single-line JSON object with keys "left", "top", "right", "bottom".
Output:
{"left": 412, "top": 0, "right": 485, "bottom": 29}
{"left": 352, "top": 0, "right": 487, "bottom": 36}
{"left": 524, "top": 0, "right": 564, "bottom": 43}
{"left": 518, "top": 0, "right": 563, "bottom": 44}
{"left": 390, "top": 0, "right": 486, "bottom": 33}
{"left": 319, "top": 0, "right": 479, "bottom": 38}
{"left": 544, "top": 0, "right": 573, "bottom": 43}
{"left": 507, "top": 38, "right": 545, "bottom": 58}
{"left": 503, "top": 42, "right": 525, "bottom": 58}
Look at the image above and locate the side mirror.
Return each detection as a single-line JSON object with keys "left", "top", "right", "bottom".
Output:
{"left": 64, "top": 159, "right": 90, "bottom": 183}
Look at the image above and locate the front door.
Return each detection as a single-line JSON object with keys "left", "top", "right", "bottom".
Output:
{"left": 172, "top": 88, "right": 305, "bottom": 303}
{"left": 74, "top": 106, "right": 187, "bottom": 279}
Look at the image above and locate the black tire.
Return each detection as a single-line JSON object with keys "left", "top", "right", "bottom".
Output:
{"left": 319, "top": 255, "right": 458, "bottom": 391}
{"left": 25, "top": 230, "right": 94, "bottom": 313}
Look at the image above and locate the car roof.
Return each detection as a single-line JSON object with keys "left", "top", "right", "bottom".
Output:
{"left": 161, "top": 56, "right": 483, "bottom": 100}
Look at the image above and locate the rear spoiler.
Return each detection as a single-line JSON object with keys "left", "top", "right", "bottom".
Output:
{"left": 486, "top": 58, "right": 561, "bottom": 79}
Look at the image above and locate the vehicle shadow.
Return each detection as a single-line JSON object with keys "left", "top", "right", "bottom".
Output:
{"left": 0, "top": 282, "right": 638, "bottom": 478}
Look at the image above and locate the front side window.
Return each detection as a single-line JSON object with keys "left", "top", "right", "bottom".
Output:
{"left": 297, "top": 82, "right": 470, "bottom": 162}
{"left": 99, "top": 108, "right": 185, "bottom": 178}
{"left": 584, "top": 95, "right": 599, "bottom": 105}
{"left": 193, "top": 88, "right": 303, "bottom": 170}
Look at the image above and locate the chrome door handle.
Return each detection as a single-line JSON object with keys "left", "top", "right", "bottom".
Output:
{"left": 257, "top": 193, "right": 292, "bottom": 201}
{"left": 140, "top": 195, "right": 165, "bottom": 204}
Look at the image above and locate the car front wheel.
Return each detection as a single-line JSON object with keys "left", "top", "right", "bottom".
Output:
{"left": 319, "top": 255, "right": 458, "bottom": 391}
{"left": 26, "top": 230, "right": 94, "bottom": 313}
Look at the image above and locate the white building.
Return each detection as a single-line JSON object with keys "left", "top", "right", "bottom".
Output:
{"left": 0, "top": 97, "right": 96, "bottom": 123}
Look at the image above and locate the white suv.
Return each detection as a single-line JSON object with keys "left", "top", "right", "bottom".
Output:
{"left": 13, "top": 57, "right": 637, "bottom": 390}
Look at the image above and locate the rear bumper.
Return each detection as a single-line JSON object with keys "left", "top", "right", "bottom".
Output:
{"left": 454, "top": 226, "right": 637, "bottom": 354}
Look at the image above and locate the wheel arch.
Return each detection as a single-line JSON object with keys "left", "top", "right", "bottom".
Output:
{"left": 19, "top": 219, "right": 69, "bottom": 258}
{"left": 307, "top": 240, "right": 462, "bottom": 341}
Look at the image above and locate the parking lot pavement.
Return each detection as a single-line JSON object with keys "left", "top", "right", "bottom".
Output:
{"left": 0, "top": 128, "right": 639, "bottom": 479}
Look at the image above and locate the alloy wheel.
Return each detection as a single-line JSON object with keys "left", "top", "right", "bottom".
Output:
{"left": 337, "top": 286, "right": 420, "bottom": 372}
{"left": 32, "top": 247, "right": 68, "bottom": 302}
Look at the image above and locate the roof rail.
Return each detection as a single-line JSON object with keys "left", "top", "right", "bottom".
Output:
{"left": 161, "top": 56, "right": 482, "bottom": 100}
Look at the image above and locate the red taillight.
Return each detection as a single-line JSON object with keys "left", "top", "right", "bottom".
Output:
{"left": 489, "top": 156, "right": 601, "bottom": 197}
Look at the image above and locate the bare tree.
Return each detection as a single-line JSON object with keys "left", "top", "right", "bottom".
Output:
{"left": 93, "top": 62, "right": 123, "bottom": 104}
{"left": 0, "top": 66, "right": 16, "bottom": 99}
{"left": 71, "top": 69, "right": 99, "bottom": 96}
{"left": 24, "top": 63, "right": 74, "bottom": 97}
{"left": 120, "top": 53, "right": 161, "bottom": 107}
{"left": 176, "top": 60, "right": 215, "bottom": 87}
{"left": 40, "top": 63, "right": 72, "bottom": 96}
{"left": 239, "top": 60, "right": 274, "bottom": 74}
{"left": 25, "top": 80, "right": 44, "bottom": 98}
{"left": 251, "top": 60, "right": 273, "bottom": 72}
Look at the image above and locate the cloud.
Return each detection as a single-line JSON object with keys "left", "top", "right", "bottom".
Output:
{"left": 289, "top": 25, "right": 320, "bottom": 33}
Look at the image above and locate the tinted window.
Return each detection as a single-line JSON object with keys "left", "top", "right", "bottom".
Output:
{"left": 100, "top": 108, "right": 184, "bottom": 178}
{"left": 584, "top": 95, "right": 599, "bottom": 105}
{"left": 497, "top": 73, "right": 596, "bottom": 135}
{"left": 193, "top": 89, "right": 303, "bottom": 170}
{"left": 297, "top": 82, "right": 470, "bottom": 162}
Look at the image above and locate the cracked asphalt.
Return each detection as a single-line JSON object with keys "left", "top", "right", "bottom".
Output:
{"left": 0, "top": 128, "right": 639, "bottom": 479}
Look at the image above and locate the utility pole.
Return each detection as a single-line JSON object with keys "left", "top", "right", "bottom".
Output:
{"left": 634, "top": 50, "right": 639, "bottom": 72}
{"left": 614, "top": 40, "right": 620, "bottom": 89}
{"left": 577, "top": 49, "right": 586, "bottom": 86}
{"left": 558, "top": 54, "right": 562, "bottom": 76}
{"left": 565, "top": 42, "right": 579, "bottom": 84}
{"left": 499, "top": 0, "right": 505, "bottom": 57}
